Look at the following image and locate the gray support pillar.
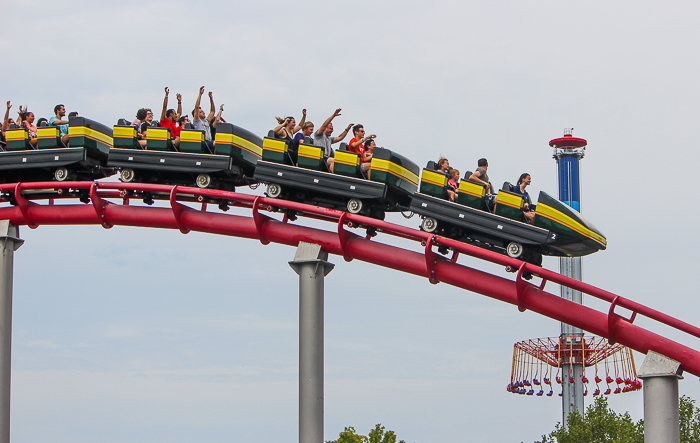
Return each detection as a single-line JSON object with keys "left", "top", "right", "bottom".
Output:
{"left": 638, "top": 351, "right": 683, "bottom": 443}
{"left": 0, "top": 221, "right": 23, "bottom": 443}
{"left": 560, "top": 256, "right": 584, "bottom": 427}
{"left": 289, "top": 242, "right": 334, "bottom": 443}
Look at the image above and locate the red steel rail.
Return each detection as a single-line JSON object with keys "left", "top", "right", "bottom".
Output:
{"left": 2, "top": 181, "right": 699, "bottom": 377}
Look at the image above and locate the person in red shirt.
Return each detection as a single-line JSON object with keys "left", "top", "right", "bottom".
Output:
{"left": 159, "top": 87, "right": 182, "bottom": 149}
{"left": 348, "top": 124, "right": 375, "bottom": 177}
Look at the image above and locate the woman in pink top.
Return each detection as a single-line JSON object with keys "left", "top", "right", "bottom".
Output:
{"left": 447, "top": 168, "right": 459, "bottom": 202}
{"left": 18, "top": 106, "right": 38, "bottom": 148}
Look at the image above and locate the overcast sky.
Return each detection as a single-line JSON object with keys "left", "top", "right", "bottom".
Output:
{"left": 2, "top": 1, "right": 700, "bottom": 442}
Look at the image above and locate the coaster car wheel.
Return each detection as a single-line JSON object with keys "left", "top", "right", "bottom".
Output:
{"left": 347, "top": 198, "right": 363, "bottom": 214}
{"left": 266, "top": 183, "right": 282, "bottom": 198}
{"left": 54, "top": 167, "right": 69, "bottom": 181}
{"left": 421, "top": 217, "right": 438, "bottom": 234}
{"left": 120, "top": 168, "right": 136, "bottom": 183}
{"left": 506, "top": 241, "right": 524, "bottom": 259}
{"left": 196, "top": 173, "right": 212, "bottom": 188}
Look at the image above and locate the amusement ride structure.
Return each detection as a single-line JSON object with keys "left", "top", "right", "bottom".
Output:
{"left": 508, "top": 130, "right": 641, "bottom": 427}
{"left": 0, "top": 116, "right": 696, "bottom": 442}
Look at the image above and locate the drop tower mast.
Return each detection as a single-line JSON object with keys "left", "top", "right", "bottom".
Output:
{"left": 549, "top": 128, "right": 587, "bottom": 425}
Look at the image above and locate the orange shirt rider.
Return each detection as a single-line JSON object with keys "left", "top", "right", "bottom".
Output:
{"left": 348, "top": 124, "right": 376, "bottom": 173}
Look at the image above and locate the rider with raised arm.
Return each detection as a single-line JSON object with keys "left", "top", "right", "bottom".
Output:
{"left": 313, "top": 108, "right": 352, "bottom": 173}
{"left": 159, "top": 87, "right": 182, "bottom": 148}
{"left": 193, "top": 86, "right": 216, "bottom": 150}
{"left": 273, "top": 109, "right": 306, "bottom": 141}
{"left": 294, "top": 121, "right": 314, "bottom": 144}
{"left": 210, "top": 102, "right": 225, "bottom": 139}
{"left": 18, "top": 106, "right": 38, "bottom": 149}
{"left": 2, "top": 102, "right": 12, "bottom": 144}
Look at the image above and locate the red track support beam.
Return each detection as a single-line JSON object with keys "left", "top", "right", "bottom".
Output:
{"left": 1, "top": 182, "right": 699, "bottom": 378}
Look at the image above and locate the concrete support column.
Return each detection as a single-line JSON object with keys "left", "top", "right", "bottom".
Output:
{"left": 0, "top": 221, "right": 23, "bottom": 443}
{"left": 639, "top": 351, "right": 683, "bottom": 443}
{"left": 289, "top": 242, "right": 334, "bottom": 443}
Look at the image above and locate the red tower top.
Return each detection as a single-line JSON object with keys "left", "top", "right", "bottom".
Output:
{"left": 549, "top": 128, "right": 587, "bottom": 149}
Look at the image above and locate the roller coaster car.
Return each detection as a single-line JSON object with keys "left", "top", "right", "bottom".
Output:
{"left": 0, "top": 116, "right": 114, "bottom": 183}
{"left": 410, "top": 166, "right": 607, "bottom": 264}
{"left": 253, "top": 138, "right": 420, "bottom": 218}
{"left": 107, "top": 122, "right": 261, "bottom": 190}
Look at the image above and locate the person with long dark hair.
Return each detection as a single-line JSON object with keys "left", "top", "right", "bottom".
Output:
{"left": 514, "top": 172, "right": 535, "bottom": 223}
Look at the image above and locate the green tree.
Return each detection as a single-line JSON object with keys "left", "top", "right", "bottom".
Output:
{"left": 539, "top": 395, "right": 700, "bottom": 443}
{"left": 368, "top": 424, "right": 404, "bottom": 443}
{"left": 680, "top": 395, "right": 700, "bottom": 443}
{"left": 538, "top": 396, "right": 643, "bottom": 443}
{"left": 327, "top": 424, "right": 407, "bottom": 443}
{"left": 327, "top": 426, "right": 368, "bottom": 443}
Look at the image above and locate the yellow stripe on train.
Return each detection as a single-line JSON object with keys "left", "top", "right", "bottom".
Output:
{"left": 68, "top": 126, "right": 113, "bottom": 145}
{"left": 372, "top": 159, "right": 419, "bottom": 186}
{"left": 334, "top": 151, "right": 360, "bottom": 166}
{"left": 180, "top": 130, "right": 204, "bottom": 143}
{"left": 37, "top": 127, "right": 59, "bottom": 139}
{"left": 4, "top": 130, "right": 28, "bottom": 141}
{"left": 262, "top": 138, "right": 287, "bottom": 153}
{"left": 298, "top": 145, "right": 323, "bottom": 159}
{"left": 458, "top": 180, "right": 486, "bottom": 197}
{"left": 144, "top": 128, "right": 170, "bottom": 141}
{"left": 536, "top": 203, "right": 607, "bottom": 246}
{"left": 496, "top": 191, "right": 523, "bottom": 209}
{"left": 216, "top": 133, "right": 263, "bottom": 157}
{"left": 421, "top": 169, "right": 448, "bottom": 187}
{"left": 113, "top": 126, "right": 137, "bottom": 138}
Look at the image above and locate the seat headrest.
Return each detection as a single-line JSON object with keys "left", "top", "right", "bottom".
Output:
{"left": 267, "top": 130, "right": 276, "bottom": 138}
{"left": 184, "top": 123, "right": 194, "bottom": 130}
{"left": 502, "top": 182, "right": 514, "bottom": 192}
{"left": 9, "top": 123, "right": 18, "bottom": 129}
{"left": 117, "top": 118, "right": 129, "bottom": 126}
{"left": 38, "top": 120, "right": 49, "bottom": 127}
{"left": 464, "top": 171, "right": 473, "bottom": 180}
{"left": 339, "top": 142, "right": 348, "bottom": 151}
{"left": 304, "top": 136, "right": 314, "bottom": 145}
{"left": 426, "top": 161, "right": 437, "bottom": 170}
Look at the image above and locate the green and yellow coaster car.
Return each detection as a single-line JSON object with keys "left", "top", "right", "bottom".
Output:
{"left": 411, "top": 166, "right": 606, "bottom": 264}
{"left": 254, "top": 141, "right": 420, "bottom": 220}
{"left": 0, "top": 116, "right": 114, "bottom": 183}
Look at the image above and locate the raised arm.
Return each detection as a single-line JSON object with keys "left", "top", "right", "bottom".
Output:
{"left": 207, "top": 92, "right": 216, "bottom": 122}
{"left": 293, "top": 109, "right": 306, "bottom": 134}
{"left": 213, "top": 104, "right": 223, "bottom": 128}
{"left": 332, "top": 123, "right": 353, "bottom": 144}
{"left": 349, "top": 134, "right": 375, "bottom": 150}
{"left": 176, "top": 93, "right": 182, "bottom": 120}
{"left": 273, "top": 117, "right": 291, "bottom": 137}
{"left": 316, "top": 108, "right": 341, "bottom": 136}
{"left": 160, "top": 87, "right": 170, "bottom": 122}
{"left": 193, "top": 86, "right": 204, "bottom": 122}
{"left": 2, "top": 101, "right": 11, "bottom": 133}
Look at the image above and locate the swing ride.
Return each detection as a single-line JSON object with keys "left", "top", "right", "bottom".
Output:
{"left": 507, "top": 336, "right": 641, "bottom": 397}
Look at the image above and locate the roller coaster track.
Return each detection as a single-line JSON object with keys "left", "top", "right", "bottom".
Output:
{"left": 1, "top": 180, "right": 699, "bottom": 377}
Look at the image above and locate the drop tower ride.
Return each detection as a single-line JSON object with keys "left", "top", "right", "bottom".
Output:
{"left": 550, "top": 128, "right": 586, "bottom": 425}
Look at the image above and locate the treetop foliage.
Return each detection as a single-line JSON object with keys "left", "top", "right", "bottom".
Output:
{"left": 327, "top": 424, "right": 408, "bottom": 443}
{"left": 539, "top": 395, "right": 700, "bottom": 443}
